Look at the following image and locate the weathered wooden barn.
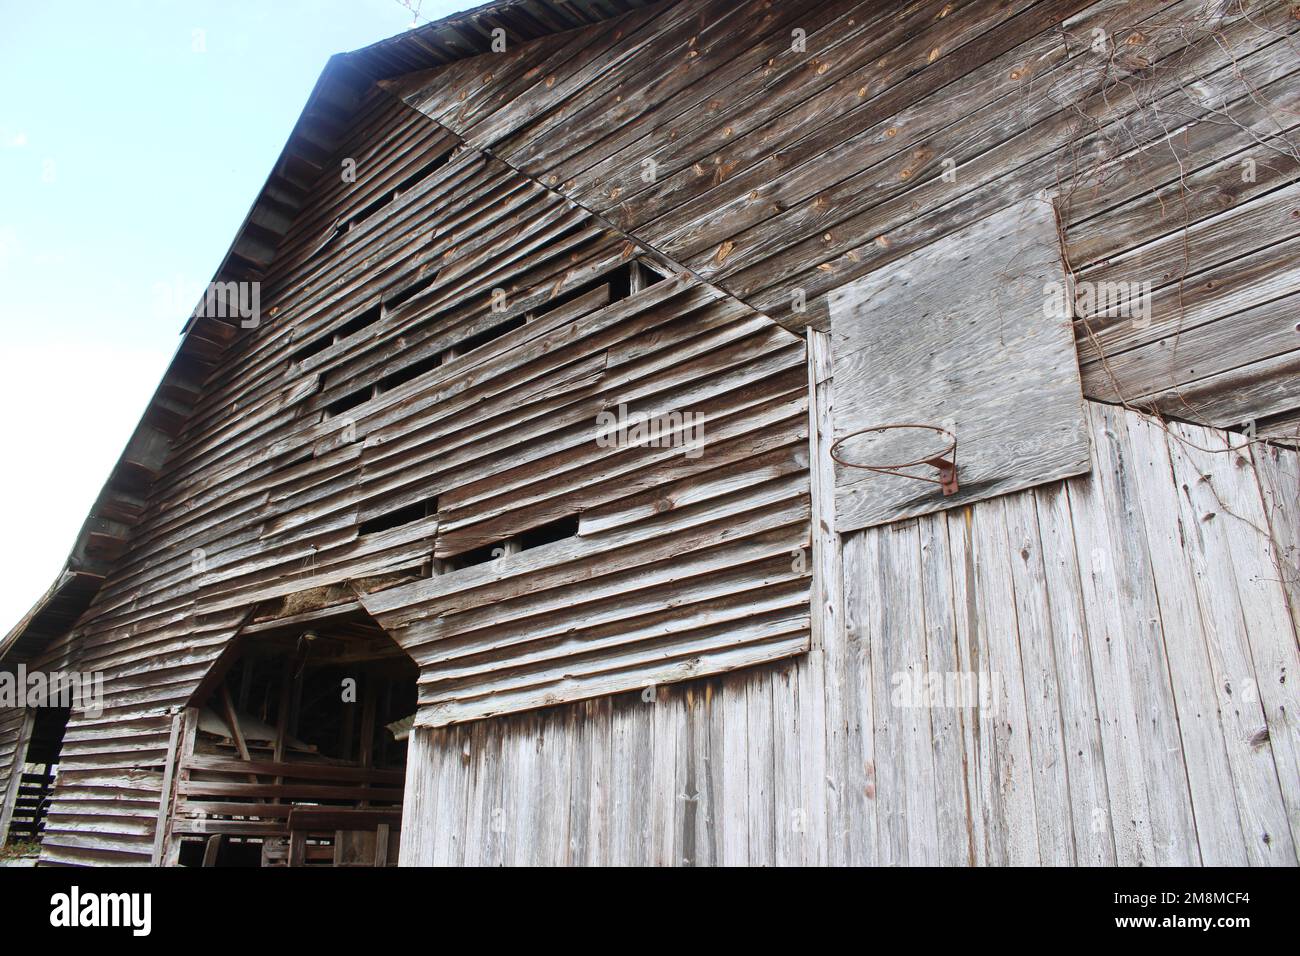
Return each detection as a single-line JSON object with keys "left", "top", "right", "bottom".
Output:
{"left": 2, "top": 0, "right": 1299, "bottom": 867}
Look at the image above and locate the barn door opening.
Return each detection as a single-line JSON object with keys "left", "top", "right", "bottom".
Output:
{"left": 1, "top": 704, "right": 70, "bottom": 850}
{"left": 167, "top": 601, "right": 417, "bottom": 866}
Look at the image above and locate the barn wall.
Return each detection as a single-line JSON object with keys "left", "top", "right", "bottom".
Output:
{"left": 3, "top": 0, "right": 1297, "bottom": 867}
{"left": 393, "top": 0, "right": 1300, "bottom": 437}
{"left": 10, "top": 80, "right": 810, "bottom": 862}
{"left": 356, "top": 275, "right": 813, "bottom": 726}
{"left": 399, "top": 399, "right": 1300, "bottom": 865}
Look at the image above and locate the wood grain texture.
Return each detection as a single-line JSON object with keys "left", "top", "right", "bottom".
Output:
{"left": 399, "top": 401, "right": 1300, "bottom": 865}
{"left": 393, "top": 0, "right": 1300, "bottom": 430}
{"left": 0, "top": 83, "right": 810, "bottom": 862}
{"left": 828, "top": 197, "right": 1090, "bottom": 532}
{"left": 5, "top": 0, "right": 1299, "bottom": 866}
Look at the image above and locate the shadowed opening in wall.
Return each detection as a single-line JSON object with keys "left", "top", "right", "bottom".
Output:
{"left": 1, "top": 704, "right": 70, "bottom": 849}
{"left": 167, "top": 602, "right": 417, "bottom": 867}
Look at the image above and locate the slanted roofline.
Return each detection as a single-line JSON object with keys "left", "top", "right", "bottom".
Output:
{"left": 2, "top": 0, "right": 654, "bottom": 663}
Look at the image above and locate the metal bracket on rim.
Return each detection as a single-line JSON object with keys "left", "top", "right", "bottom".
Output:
{"left": 829, "top": 423, "right": 959, "bottom": 496}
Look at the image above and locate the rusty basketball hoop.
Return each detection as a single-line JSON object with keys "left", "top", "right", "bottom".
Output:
{"left": 829, "top": 423, "right": 959, "bottom": 496}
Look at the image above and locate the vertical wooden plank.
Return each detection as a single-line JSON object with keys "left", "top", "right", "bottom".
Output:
{"left": 970, "top": 499, "right": 1041, "bottom": 866}
{"left": 802, "top": 327, "right": 835, "bottom": 866}
{"left": 585, "top": 697, "right": 612, "bottom": 866}
{"left": 867, "top": 523, "right": 904, "bottom": 867}
{"left": 745, "top": 673, "right": 776, "bottom": 865}
{"left": 608, "top": 699, "right": 633, "bottom": 865}
{"left": 1123, "top": 408, "right": 1248, "bottom": 865}
{"left": 1160, "top": 419, "right": 1296, "bottom": 864}
{"left": 1002, "top": 491, "right": 1076, "bottom": 865}
{"left": 917, "top": 511, "right": 976, "bottom": 866}
{"left": 417, "top": 728, "right": 446, "bottom": 868}
{"left": 628, "top": 693, "right": 655, "bottom": 864}
{"left": 674, "top": 684, "right": 702, "bottom": 867}
{"left": 720, "top": 675, "right": 750, "bottom": 865}
{"left": 565, "top": 701, "right": 590, "bottom": 866}
{"left": 770, "top": 662, "right": 806, "bottom": 866}
{"left": 702, "top": 679, "right": 727, "bottom": 865}
{"left": 1080, "top": 402, "right": 1198, "bottom": 865}
{"left": 164, "top": 706, "right": 200, "bottom": 868}
{"left": 400, "top": 727, "right": 432, "bottom": 866}
{"left": 511, "top": 713, "right": 540, "bottom": 866}
{"left": 1065, "top": 410, "right": 1157, "bottom": 865}
{"left": 650, "top": 683, "right": 679, "bottom": 866}
{"left": 540, "top": 706, "right": 573, "bottom": 866}
{"left": 1247, "top": 440, "right": 1300, "bottom": 851}
{"left": 460, "top": 719, "right": 489, "bottom": 867}
{"left": 357, "top": 678, "right": 377, "bottom": 772}
{"left": 945, "top": 506, "right": 988, "bottom": 866}
{"left": 875, "top": 519, "right": 941, "bottom": 865}
{"left": 151, "top": 710, "right": 184, "bottom": 866}
{"left": 202, "top": 833, "right": 222, "bottom": 867}
{"left": 696, "top": 681, "right": 723, "bottom": 866}
{"left": 484, "top": 719, "right": 509, "bottom": 867}
{"left": 447, "top": 725, "right": 471, "bottom": 867}
{"left": 1033, "top": 480, "right": 1116, "bottom": 866}
{"left": 836, "top": 530, "right": 879, "bottom": 866}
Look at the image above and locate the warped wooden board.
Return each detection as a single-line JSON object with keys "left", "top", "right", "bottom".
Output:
{"left": 828, "top": 196, "right": 1090, "bottom": 532}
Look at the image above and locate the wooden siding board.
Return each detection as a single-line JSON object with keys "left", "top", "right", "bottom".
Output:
{"left": 1031, "top": 480, "right": 1117, "bottom": 865}
{"left": 1122, "top": 407, "right": 1249, "bottom": 864}
{"left": 1248, "top": 441, "right": 1300, "bottom": 847}
{"left": 390, "top": 0, "right": 1300, "bottom": 430}
{"left": 398, "top": 402, "right": 1300, "bottom": 866}
{"left": 1160, "top": 420, "right": 1299, "bottom": 862}
{"left": 18, "top": 80, "right": 811, "bottom": 862}
{"left": 1080, "top": 402, "right": 1198, "bottom": 864}
{"left": 1002, "top": 491, "right": 1077, "bottom": 865}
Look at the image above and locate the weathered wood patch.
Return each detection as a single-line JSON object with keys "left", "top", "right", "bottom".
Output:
{"left": 828, "top": 197, "right": 1090, "bottom": 532}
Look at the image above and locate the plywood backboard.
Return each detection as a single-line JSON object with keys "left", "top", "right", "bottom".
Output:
{"left": 828, "top": 196, "right": 1090, "bottom": 532}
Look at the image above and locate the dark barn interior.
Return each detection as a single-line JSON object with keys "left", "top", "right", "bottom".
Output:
{"left": 168, "top": 603, "right": 416, "bottom": 866}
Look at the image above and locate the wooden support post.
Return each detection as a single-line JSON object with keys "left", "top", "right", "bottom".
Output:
{"left": 803, "top": 327, "right": 837, "bottom": 863}
{"left": 806, "top": 328, "right": 842, "bottom": 659}
{"left": 289, "top": 830, "right": 306, "bottom": 867}
{"left": 272, "top": 656, "right": 295, "bottom": 803}
{"left": 201, "top": 833, "right": 222, "bottom": 867}
{"left": 379, "top": 681, "right": 393, "bottom": 768}
{"left": 151, "top": 710, "right": 184, "bottom": 866}
{"left": 374, "top": 822, "right": 390, "bottom": 867}
{"left": 289, "top": 661, "right": 304, "bottom": 741}
{"left": 163, "top": 707, "right": 199, "bottom": 867}
{"left": 219, "top": 684, "right": 258, "bottom": 784}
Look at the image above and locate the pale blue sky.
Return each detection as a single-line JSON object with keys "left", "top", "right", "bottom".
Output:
{"left": 0, "top": 0, "right": 470, "bottom": 629}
